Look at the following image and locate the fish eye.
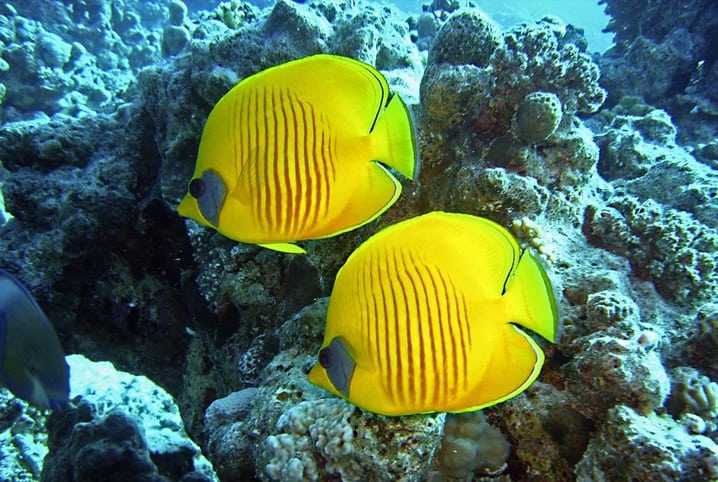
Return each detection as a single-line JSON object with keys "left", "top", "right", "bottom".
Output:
{"left": 188, "top": 178, "right": 205, "bottom": 198}
{"left": 318, "top": 347, "right": 332, "bottom": 368}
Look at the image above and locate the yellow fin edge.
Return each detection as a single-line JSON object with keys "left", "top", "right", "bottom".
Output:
{"left": 258, "top": 242, "right": 307, "bottom": 254}
{"left": 314, "top": 163, "right": 402, "bottom": 241}
{"left": 449, "top": 325, "right": 545, "bottom": 414}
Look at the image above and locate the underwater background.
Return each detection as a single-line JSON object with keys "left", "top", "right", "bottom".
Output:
{"left": 0, "top": 0, "right": 717, "bottom": 480}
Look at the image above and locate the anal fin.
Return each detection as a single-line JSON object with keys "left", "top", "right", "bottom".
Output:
{"left": 320, "top": 162, "right": 401, "bottom": 238}
{"left": 453, "top": 324, "right": 544, "bottom": 413}
{"left": 258, "top": 242, "right": 307, "bottom": 254}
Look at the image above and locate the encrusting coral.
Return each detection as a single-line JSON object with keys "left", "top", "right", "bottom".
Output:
{"left": 427, "top": 411, "right": 510, "bottom": 480}
{"left": 419, "top": 9, "right": 605, "bottom": 233}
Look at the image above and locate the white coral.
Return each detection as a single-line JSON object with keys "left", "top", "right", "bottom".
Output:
{"left": 264, "top": 398, "right": 359, "bottom": 481}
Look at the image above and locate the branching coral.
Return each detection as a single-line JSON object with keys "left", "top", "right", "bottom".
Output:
{"left": 667, "top": 367, "right": 718, "bottom": 420}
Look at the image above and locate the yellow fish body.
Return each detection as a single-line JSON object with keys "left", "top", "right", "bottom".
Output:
{"left": 177, "top": 54, "right": 418, "bottom": 254}
{"left": 308, "top": 212, "right": 558, "bottom": 416}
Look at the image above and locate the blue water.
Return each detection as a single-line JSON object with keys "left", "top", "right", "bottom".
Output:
{"left": 392, "top": 0, "right": 612, "bottom": 52}
{"left": 187, "top": 0, "right": 613, "bottom": 53}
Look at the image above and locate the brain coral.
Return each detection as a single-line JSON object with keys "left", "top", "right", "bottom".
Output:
{"left": 512, "top": 91, "right": 563, "bottom": 143}
{"left": 264, "top": 399, "right": 357, "bottom": 482}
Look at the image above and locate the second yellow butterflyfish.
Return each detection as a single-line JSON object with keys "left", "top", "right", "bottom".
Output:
{"left": 177, "top": 54, "right": 418, "bottom": 254}
{"left": 308, "top": 212, "right": 558, "bottom": 416}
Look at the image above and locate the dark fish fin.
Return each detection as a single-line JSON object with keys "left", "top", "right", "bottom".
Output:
{"left": 4, "top": 370, "right": 38, "bottom": 408}
{"left": 49, "top": 398, "right": 73, "bottom": 412}
{"left": 0, "top": 310, "right": 7, "bottom": 359}
{"left": 0, "top": 268, "right": 52, "bottom": 326}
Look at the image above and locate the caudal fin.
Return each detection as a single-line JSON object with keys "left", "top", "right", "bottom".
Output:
{"left": 507, "top": 249, "right": 559, "bottom": 343}
{"left": 372, "top": 94, "right": 419, "bottom": 180}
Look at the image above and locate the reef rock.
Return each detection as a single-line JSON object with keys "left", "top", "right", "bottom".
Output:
{"left": 576, "top": 405, "right": 718, "bottom": 481}
{"left": 204, "top": 299, "right": 444, "bottom": 482}
{"left": 0, "top": 0, "right": 174, "bottom": 122}
{"left": 41, "top": 355, "right": 217, "bottom": 482}
{"left": 598, "top": 0, "right": 718, "bottom": 139}
{"left": 0, "top": 355, "right": 215, "bottom": 481}
{"left": 586, "top": 97, "right": 718, "bottom": 305}
{"left": 419, "top": 9, "right": 605, "bottom": 227}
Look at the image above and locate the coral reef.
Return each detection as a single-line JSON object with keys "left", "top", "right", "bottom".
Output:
{"left": 55, "top": 355, "right": 216, "bottom": 481}
{"left": 0, "top": 0, "right": 716, "bottom": 481}
{"left": 0, "top": 389, "right": 47, "bottom": 481}
{"left": 427, "top": 10, "right": 500, "bottom": 68}
{"left": 567, "top": 333, "right": 670, "bottom": 416}
{"left": 585, "top": 97, "right": 718, "bottom": 304}
{"left": 690, "top": 302, "right": 718, "bottom": 364}
{"left": 1, "top": 355, "right": 216, "bottom": 482}
{"left": 585, "top": 194, "right": 718, "bottom": 304}
{"left": 0, "top": 106, "right": 194, "bottom": 397}
{"left": 0, "top": 0, "right": 176, "bottom": 122}
{"left": 576, "top": 405, "right": 718, "bottom": 481}
{"left": 597, "top": 0, "right": 718, "bottom": 140}
{"left": 43, "top": 406, "right": 184, "bottom": 482}
{"left": 203, "top": 300, "right": 444, "bottom": 482}
{"left": 419, "top": 8, "right": 605, "bottom": 229}
{"left": 428, "top": 411, "right": 510, "bottom": 480}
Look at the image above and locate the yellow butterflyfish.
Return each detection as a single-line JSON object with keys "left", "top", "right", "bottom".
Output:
{"left": 308, "top": 211, "right": 558, "bottom": 416}
{"left": 177, "top": 54, "right": 418, "bottom": 254}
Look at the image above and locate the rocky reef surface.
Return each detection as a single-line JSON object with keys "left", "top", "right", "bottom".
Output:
{"left": 0, "top": 354, "right": 216, "bottom": 482}
{"left": 0, "top": 0, "right": 717, "bottom": 481}
{"left": 597, "top": 0, "right": 718, "bottom": 142}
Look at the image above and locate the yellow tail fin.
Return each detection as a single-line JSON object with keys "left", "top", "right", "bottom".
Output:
{"left": 507, "top": 249, "right": 559, "bottom": 343}
{"left": 372, "top": 95, "right": 419, "bottom": 180}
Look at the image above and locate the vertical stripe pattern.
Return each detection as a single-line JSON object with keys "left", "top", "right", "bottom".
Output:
{"left": 232, "top": 86, "right": 338, "bottom": 238}
{"left": 356, "top": 247, "right": 472, "bottom": 411}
